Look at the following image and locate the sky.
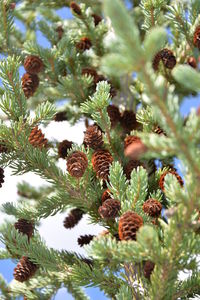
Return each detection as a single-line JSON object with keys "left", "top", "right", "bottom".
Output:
{"left": 1, "top": 2, "right": 200, "bottom": 300}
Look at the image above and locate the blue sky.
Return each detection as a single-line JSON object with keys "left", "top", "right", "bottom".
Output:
{"left": 1, "top": 2, "right": 200, "bottom": 300}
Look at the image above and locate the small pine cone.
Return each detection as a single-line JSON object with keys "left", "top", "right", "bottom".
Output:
{"left": 101, "top": 189, "right": 111, "bottom": 203}
{"left": 92, "top": 13, "right": 102, "bottom": 26}
{"left": 58, "top": 140, "right": 73, "bottom": 159}
{"left": 98, "top": 199, "right": 121, "bottom": 219}
{"left": 124, "top": 160, "right": 142, "bottom": 180}
{"left": 154, "top": 126, "right": 167, "bottom": 136}
{"left": 92, "top": 149, "right": 113, "bottom": 181}
{"left": 187, "top": 56, "right": 197, "bottom": 69}
{"left": 28, "top": 126, "right": 48, "bottom": 149}
{"left": 83, "top": 125, "right": 103, "bottom": 150}
{"left": 124, "top": 135, "right": 141, "bottom": 150}
{"left": 107, "top": 105, "right": 120, "bottom": 127}
{"left": 14, "top": 219, "right": 34, "bottom": 240}
{"left": 54, "top": 111, "right": 68, "bottom": 122}
{"left": 193, "top": 26, "right": 200, "bottom": 50}
{"left": 22, "top": 73, "right": 39, "bottom": 98}
{"left": 0, "top": 140, "right": 8, "bottom": 153}
{"left": 160, "top": 49, "right": 176, "bottom": 69}
{"left": 67, "top": 151, "right": 88, "bottom": 178}
{"left": 56, "top": 25, "right": 64, "bottom": 40}
{"left": 144, "top": 261, "right": 155, "bottom": 279}
{"left": 13, "top": 256, "right": 37, "bottom": 282}
{"left": 24, "top": 55, "right": 44, "bottom": 74}
{"left": 118, "top": 211, "right": 143, "bottom": 241}
{"left": 0, "top": 167, "right": 5, "bottom": 188}
{"left": 159, "top": 170, "right": 184, "bottom": 191}
{"left": 152, "top": 52, "right": 162, "bottom": 71}
{"left": 63, "top": 208, "right": 83, "bottom": 229}
{"left": 82, "top": 67, "right": 97, "bottom": 79}
{"left": 120, "top": 110, "right": 138, "bottom": 132}
{"left": 77, "top": 234, "right": 94, "bottom": 247}
{"left": 143, "top": 198, "right": 162, "bottom": 218}
{"left": 125, "top": 139, "right": 147, "bottom": 160}
{"left": 76, "top": 37, "right": 92, "bottom": 51}
{"left": 70, "top": 2, "right": 82, "bottom": 15}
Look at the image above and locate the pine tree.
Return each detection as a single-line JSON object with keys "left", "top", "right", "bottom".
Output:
{"left": 0, "top": 0, "right": 200, "bottom": 299}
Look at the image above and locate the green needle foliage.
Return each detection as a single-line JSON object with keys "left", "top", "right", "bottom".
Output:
{"left": 0, "top": 0, "right": 200, "bottom": 299}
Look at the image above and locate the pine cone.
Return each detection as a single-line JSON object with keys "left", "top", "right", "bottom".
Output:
{"left": 82, "top": 67, "right": 97, "bottom": 79}
{"left": 83, "top": 125, "right": 103, "bottom": 150}
{"left": 0, "top": 140, "right": 8, "bottom": 153}
{"left": 70, "top": 2, "right": 82, "bottom": 15}
{"left": 28, "top": 126, "right": 48, "bottom": 149}
{"left": 22, "top": 73, "right": 39, "bottom": 98}
{"left": 187, "top": 56, "right": 197, "bottom": 69}
{"left": 13, "top": 256, "right": 37, "bottom": 282}
{"left": 159, "top": 170, "right": 184, "bottom": 191}
{"left": 0, "top": 167, "right": 5, "bottom": 188}
{"left": 154, "top": 126, "right": 167, "bottom": 136}
{"left": 143, "top": 198, "right": 162, "bottom": 218}
{"left": 98, "top": 199, "right": 121, "bottom": 219}
{"left": 152, "top": 52, "right": 162, "bottom": 71}
{"left": 92, "top": 149, "right": 113, "bottom": 180}
{"left": 58, "top": 140, "right": 73, "bottom": 159}
{"left": 124, "top": 160, "right": 143, "bottom": 180}
{"left": 54, "top": 111, "right": 68, "bottom": 121}
{"left": 101, "top": 189, "right": 111, "bottom": 203}
{"left": 153, "top": 49, "right": 176, "bottom": 70}
{"left": 14, "top": 219, "right": 34, "bottom": 240}
{"left": 77, "top": 234, "right": 94, "bottom": 247}
{"left": 118, "top": 211, "right": 143, "bottom": 241}
{"left": 92, "top": 13, "right": 102, "bottom": 26}
{"left": 76, "top": 37, "right": 92, "bottom": 51}
{"left": 55, "top": 25, "right": 64, "bottom": 40}
{"left": 107, "top": 105, "right": 120, "bottom": 127}
{"left": 120, "top": 110, "right": 138, "bottom": 132}
{"left": 67, "top": 151, "right": 88, "bottom": 178}
{"left": 124, "top": 135, "right": 141, "bottom": 149}
{"left": 24, "top": 55, "right": 44, "bottom": 74}
{"left": 125, "top": 138, "right": 147, "bottom": 160}
{"left": 63, "top": 208, "right": 83, "bottom": 229}
{"left": 193, "top": 26, "right": 200, "bottom": 49}
{"left": 143, "top": 261, "right": 155, "bottom": 279}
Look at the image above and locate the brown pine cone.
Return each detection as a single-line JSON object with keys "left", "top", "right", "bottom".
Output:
{"left": 0, "top": 140, "right": 8, "bottom": 153}
{"left": 92, "top": 13, "right": 102, "bottom": 26}
{"left": 98, "top": 199, "right": 121, "bottom": 219}
{"left": 58, "top": 140, "right": 73, "bottom": 159}
{"left": 187, "top": 56, "right": 197, "bottom": 69}
{"left": 70, "top": 2, "right": 82, "bottom": 15}
{"left": 77, "top": 234, "right": 95, "bottom": 247}
{"left": 22, "top": 73, "right": 39, "bottom": 98}
{"left": 120, "top": 110, "right": 138, "bottom": 132}
{"left": 92, "top": 149, "right": 113, "bottom": 181}
{"left": 28, "top": 126, "right": 48, "bottom": 149}
{"left": 118, "top": 211, "right": 143, "bottom": 241}
{"left": 144, "top": 261, "right": 155, "bottom": 279}
{"left": 82, "top": 67, "right": 98, "bottom": 79}
{"left": 152, "top": 52, "right": 162, "bottom": 71}
{"left": 56, "top": 25, "right": 64, "bottom": 40}
{"left": 54, "top": 111, "right": 68, "bottom": 122}
{"left": 24, "top": 55, "right": 44, "bottom": 74}
{"left": 159, "top": 170, "right": 184, "bottom": 191}
{"left": 101, "top": 189, "right": 111, "bottom": 203}
{"left": 124, "top": 160, "right": 143, "bottom": 180}
{"left": 153, "top": 49, "right": 176, "bottom": 70}
{"left": 143, "top": 198, "right": 162, "bottom": 218}
{"left": 14, "top": 219, "right": 34, "bottom": 240}
{"left": 193, "top": 26, "right": 200, "bottom": 49}
{"left": 0, "top": 167, "right": 5, "bottom": 188}
{"left": 107, "top": 105, "right": 120, "bottom": 127}
{"left": 13, "top": 256, "right": 38, "bottom": 282}
{"left": 125, "top": 138, "right": 147, "bottom": 160}
{"left": 124, "top": 136, "right": 141, "bottom": 150}
{"left": 83, "top": 125, "right": 103, "bottom": 150}
{"left": 63, "top": 208, "right": 83, "bottom": 229}
{"left": 67, "top": 151, "right": 88, "bottom": 178}
{"left": 76, "top": 37, "right": 92, "bottom": 51}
